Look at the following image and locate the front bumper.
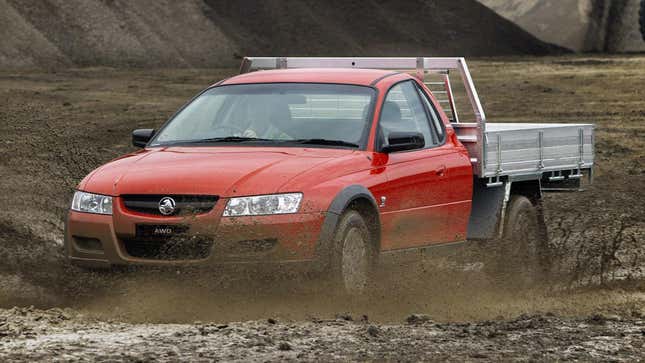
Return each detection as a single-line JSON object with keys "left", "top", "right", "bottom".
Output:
{"left": 64, "top": 197, "right": 327, "bottom": 268}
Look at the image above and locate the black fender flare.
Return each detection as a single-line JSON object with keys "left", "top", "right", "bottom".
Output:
{"left": 313, "top": 185, "right": 380, "bottom": 271}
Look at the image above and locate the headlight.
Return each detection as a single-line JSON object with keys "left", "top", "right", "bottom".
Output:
{"left": 71, "top": 191, "right": 113, "bottom": 215}
{"left": 223, "top": 193, "right": 302, "bottom": 216}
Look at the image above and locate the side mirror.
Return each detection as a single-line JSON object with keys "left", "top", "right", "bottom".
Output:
{"left": 132, "top": 129, "right": 155, "bottom": 148}
{"left": 381, "top": 132, "right": 425, "bottom": 153}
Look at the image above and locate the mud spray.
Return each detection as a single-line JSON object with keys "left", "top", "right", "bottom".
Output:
{"left": 2, "top": 227, "right": 643, "bottom": 325}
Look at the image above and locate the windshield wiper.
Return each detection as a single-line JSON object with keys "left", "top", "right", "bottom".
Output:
{"left": 288, "top": 138, "right": 359, "bottom": 148}
{"left": 185, "top": 136, "right": 274, "bottom": 144}
{"left": 159, "top": 137, "right": 359, "bottom": 148}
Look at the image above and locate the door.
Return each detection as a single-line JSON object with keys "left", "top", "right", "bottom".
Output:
{"left": 376, "top": 80, "right": 466, "bottom": 250}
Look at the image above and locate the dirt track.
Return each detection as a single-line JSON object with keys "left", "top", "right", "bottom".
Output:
{"left": 0, "top": 55, "right": 644, "bottom": 360}
{"left": 1, "top": 307, "right": 644, "bottom": 362}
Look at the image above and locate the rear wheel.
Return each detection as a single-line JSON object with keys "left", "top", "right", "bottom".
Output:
{"left": 331, "top": 210, "right": 376, "bottom": 296}
{"left": 487, "top": 195, "right": 550, "bottom": 288}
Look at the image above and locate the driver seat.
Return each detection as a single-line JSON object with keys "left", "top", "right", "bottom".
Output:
{"left": 269, "top": 100, "right": 294, "bottom": 135}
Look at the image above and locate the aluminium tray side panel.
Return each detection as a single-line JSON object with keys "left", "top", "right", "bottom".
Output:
{"left": 482, "top": 123, "right": 594, "bottom": 178}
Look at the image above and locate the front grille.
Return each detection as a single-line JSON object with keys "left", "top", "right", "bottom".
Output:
{"left": 122, "top": 235, "right": 213, "bottom": 260}
{"left": 121, "top": 194, "right": 218, "bottom": 216}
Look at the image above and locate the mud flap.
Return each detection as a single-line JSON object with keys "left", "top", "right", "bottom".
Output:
{"left": 466, "top": 178, "right": 507, "bottom": 240}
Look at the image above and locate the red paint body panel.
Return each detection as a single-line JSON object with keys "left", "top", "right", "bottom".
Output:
{"left": 377, "top": 144, "right": 472, "bottom": 249}
{"left": 84, "top": 147, "right": 354, "bottom": 200}
{"left": 68, "top": 69, "right": 474, "bottom": 267}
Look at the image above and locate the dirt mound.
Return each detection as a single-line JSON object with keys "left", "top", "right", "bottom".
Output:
{"left": 1, "top": 0, "right": 563, "bottom": 69}
{"left": 479, "top": 0, "right": 645, "bottom": 53}
{"left": 1, "top": 0, "right": 237, "bottom": 68}
{"left": 477, "top": 0, "right": 592, "bottom": 51}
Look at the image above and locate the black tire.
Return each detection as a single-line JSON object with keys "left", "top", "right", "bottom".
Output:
{"left": 330, "top": 210, "right": 377, "bottom": 296}
{"left": 640, "top": 0, "right": 645, "bottom": 41}
{"left": 486, "top": 195, "right": 550, "bottom": 288}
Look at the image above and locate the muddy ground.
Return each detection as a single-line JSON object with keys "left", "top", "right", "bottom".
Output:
{"left": 0, "top": 55, "right": 644, "bottom": 361}
{"left": 1, "top": 307, "right": 644, "bottom": 362}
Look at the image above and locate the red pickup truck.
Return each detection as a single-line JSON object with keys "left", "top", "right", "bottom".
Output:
{"left": 65, "top": 57, "right": 594, "bottom": 294}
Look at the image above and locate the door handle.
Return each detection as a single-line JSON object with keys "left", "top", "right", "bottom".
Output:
{"left": 436, "top": 165, "right": 446, "bottom": 176}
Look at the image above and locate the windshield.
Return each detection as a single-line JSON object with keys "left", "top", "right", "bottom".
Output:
{"left": 150, "top": 83, "right": 376, "bottom": 148}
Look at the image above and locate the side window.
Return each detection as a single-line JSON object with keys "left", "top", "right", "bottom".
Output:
{"left": 415, "top": 84, "right": 446, "bottom": 143}
{"left": 378, "top": 81, "right": 437, "bottom": 150}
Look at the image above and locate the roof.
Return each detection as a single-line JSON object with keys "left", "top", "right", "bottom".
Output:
{"left": 221, "top": 68, "right": 402, "bottom": 87}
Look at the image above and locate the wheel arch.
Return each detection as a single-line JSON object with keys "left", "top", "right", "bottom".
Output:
{"left": 314, "top": 185, "right": 381, "bottom": 270}
{"left": 510, "top": 179, "right": 542, "bottom": 205}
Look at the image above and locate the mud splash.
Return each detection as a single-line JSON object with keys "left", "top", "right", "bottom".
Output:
{"left": 36, "top": 259, "right": 645, "bottom": 325}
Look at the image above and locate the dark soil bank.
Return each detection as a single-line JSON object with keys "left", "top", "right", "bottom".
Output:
{"left": 0, "top": 0, "right": 564, "bottom": 69}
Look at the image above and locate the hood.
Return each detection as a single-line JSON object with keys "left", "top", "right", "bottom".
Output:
{"left": 80, "top": 146, "right": 353, "bottom": 197}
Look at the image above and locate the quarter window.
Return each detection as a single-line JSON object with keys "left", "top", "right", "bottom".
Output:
{"left": 415, "top": 83, "right": 445, "bottom": 143}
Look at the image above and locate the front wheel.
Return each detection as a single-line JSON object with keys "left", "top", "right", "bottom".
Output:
{"left": 331, "top": 210, "right": 377, "bottom": 296}
{"left": 486, "top": 195, "right": 551, "bottom": 288}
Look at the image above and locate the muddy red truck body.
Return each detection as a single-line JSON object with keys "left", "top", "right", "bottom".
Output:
{"left": 65, "top": 57, "right": 594, "bottom": 292}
